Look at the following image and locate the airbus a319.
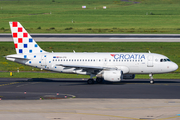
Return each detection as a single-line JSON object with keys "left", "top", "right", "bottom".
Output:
{"left": 6, "top": 22, "right": 178, "bottom": 84}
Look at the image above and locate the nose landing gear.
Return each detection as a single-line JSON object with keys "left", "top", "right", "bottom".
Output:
{"left": 149, "top": 73, "right": 154, "bottom": 84}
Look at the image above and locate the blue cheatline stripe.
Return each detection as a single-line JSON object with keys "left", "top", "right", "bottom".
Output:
{"left": 177, "top": 114, "right": 180, "bottom": 116}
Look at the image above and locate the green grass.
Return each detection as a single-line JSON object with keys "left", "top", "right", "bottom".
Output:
{"left": 0, "top": 42, "right": 180, "bottom": 79}
{"left": 0, "top": 72, "right": 179, "bottom": 79}
{"left": 0, "top": 0, "right": 180, "bottom": 33}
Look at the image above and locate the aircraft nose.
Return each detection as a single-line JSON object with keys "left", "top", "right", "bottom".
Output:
{"left": 172, "top": 62, "right": 178, "bottom": 71}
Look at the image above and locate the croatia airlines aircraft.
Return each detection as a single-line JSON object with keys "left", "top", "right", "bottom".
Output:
{"left": 6, "top": 22, "right": 178, "bottom": 84}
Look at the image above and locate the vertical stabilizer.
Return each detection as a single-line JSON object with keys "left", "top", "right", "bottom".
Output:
{"left": 9, "top": 22, "right": 46, "bottom": 54}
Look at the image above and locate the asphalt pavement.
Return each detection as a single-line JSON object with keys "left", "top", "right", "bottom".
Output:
{"left": 0, "top": 78, "right": 180, "bottom": 100}
{"left": 1, "top": 34, "right": 180, "bottom": 42}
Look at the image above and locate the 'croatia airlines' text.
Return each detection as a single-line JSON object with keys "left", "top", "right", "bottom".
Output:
{"left": 113, "top": 54, "right": 145, "bottom": 59}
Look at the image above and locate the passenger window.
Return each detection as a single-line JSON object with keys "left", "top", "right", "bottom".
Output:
{"left": 160, "top": 59, "right": 163, "bottom": 62}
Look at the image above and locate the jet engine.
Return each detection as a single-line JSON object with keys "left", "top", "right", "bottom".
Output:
{"left": 102, "top": 70, "right": 123, "bottom": 82}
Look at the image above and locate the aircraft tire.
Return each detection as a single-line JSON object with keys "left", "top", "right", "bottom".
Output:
{"left": 96, "top": 77, "right": 103, "bottom": 83}
{"left": 150, "top": 80, "right": 154, "bottom": 84}
{"left": 87, "top": 79, "right": 94, "bottom": 84}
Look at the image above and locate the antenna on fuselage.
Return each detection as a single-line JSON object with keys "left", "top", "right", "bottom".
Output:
{"left": 73, "top": 50, "right": 76, "bottom": 53}
{"left": 148, "top": 50, "right": 151, "bottom": 53}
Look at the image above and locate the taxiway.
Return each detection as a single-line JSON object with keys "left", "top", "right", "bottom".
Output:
{"left": 0, "top": 78, "right": 180, "bottom": 100}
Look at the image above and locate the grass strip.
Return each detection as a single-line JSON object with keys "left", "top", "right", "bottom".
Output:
{"left": 0, "top": 72, "right": 179, "bottom": 79}
{"left": 0, "top": 0, "right": 180, "bottom": 33}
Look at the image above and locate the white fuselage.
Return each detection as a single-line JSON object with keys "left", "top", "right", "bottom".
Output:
{"left": 6, "top": 52, "right": 178, "bottom": 75}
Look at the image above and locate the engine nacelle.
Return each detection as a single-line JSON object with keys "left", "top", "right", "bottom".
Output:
{"left": 102, "top": 70, "right": 123, "bottom": 82}
{"left": 123, "top": 74, "right": 135, "bottom": 79}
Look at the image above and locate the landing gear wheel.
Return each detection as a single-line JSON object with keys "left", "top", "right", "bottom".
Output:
{"left": 149, "top": 73, "right": 154, "bottom": 84}
{"left": 96, "top": 77, "right": 103, "bottom": 84}
{"left": 87, "top": 79, "right": 94, "bottom": 84}
{"left": 150, "top": 79, "right": 154, "bottom": 84}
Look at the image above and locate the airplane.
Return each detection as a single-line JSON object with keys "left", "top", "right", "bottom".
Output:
{"left": 6, "top": 22, "right": 178, "bottom": 84}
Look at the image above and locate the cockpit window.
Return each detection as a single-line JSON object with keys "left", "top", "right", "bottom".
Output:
{"left": 160, "top": 58, "right": 171, "bottom": 62}
{"left": 167, "top": 59, "right": 171, "bottom": 61}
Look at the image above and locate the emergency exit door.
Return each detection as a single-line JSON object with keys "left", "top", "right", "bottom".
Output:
{"left": 147, "top": 56, "right": 153, "bottom": 67}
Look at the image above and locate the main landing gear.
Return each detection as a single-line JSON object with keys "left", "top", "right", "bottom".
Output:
{"left": 96, "top": 77, "right": 103, "bottom": 84}
{"left": 87, "top": 77, "right": 104, "bottom": 84}
{"left": 149, "top": 73, "right": 154, "bottom": 84}
{"left": 87, "top": 78, "right": 94, "bottom": 84}
{"left": 87, "top": 74, "right": 103, "bottom": 84}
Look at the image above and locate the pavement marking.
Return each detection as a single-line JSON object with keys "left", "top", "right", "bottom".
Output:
{"left": 64, "top": 112, "right": 139, "bottom": 119}
{"left": 0, "top": 82, "right": 21, "bottom": 87}
{"left": 156, "top": 116, "right": 180, "bottom": 120}
{"left": 112, "top": 82, "right": 180, "bottom": 87}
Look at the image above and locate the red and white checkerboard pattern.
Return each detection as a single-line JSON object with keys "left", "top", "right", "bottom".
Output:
{"left": 9, "top": 22, "right": 44, "bottom": 54}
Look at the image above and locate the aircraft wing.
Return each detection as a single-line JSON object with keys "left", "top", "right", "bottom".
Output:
{"left": 56, "top": 64, "right": 111, "bottom": 70}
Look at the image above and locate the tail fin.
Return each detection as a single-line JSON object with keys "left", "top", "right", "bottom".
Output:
{"left": 9, "top": 22, "right": 46, "bottom": 54}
